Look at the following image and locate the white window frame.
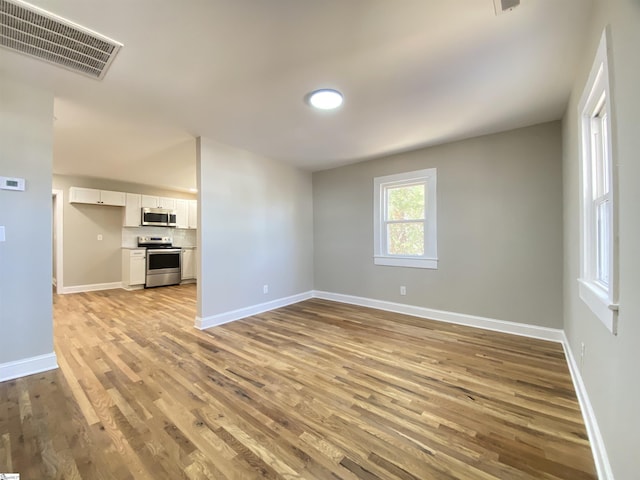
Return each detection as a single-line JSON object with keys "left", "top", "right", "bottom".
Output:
{"left": 578, "top": 29, "right": 618, "bottom": 334}
{"left": 373, "top": 168, "right": 437, "bottom": 269}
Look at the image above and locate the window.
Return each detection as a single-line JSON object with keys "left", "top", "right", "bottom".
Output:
{"left": 578, "top": 29, "right": 618, "bottom": 334}
{"left": 373, "top": 168, "right": 437, "bottom": 269}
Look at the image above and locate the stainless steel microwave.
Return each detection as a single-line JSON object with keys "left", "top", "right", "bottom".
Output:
{"left": 141, "top": 207, "right": 177, "bottom": 227}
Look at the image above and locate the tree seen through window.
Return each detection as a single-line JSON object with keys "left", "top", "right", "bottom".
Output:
{"left": 385, "top": 183, "right": 426, "bottom": 256}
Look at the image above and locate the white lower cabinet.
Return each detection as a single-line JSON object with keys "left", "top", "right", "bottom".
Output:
{"left": 122, "top": 249, "right": 146, "bottom": 289}
{"left": 181, "top": 248, "right": 196, "bottom": 280}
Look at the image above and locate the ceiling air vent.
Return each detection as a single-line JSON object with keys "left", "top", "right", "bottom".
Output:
{"left": 0, "top": 0, "right": 122, "bottom": 80}
{"left": 493, "top": 0, "right": 521, "bottom": 15}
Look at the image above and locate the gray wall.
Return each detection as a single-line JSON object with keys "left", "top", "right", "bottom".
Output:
{"left": 197, "top": 137, "right": 314, "bottom": 319}
{"left": 313, "top": 122, "right": 563, "bottom": 328}
{"left": 52, "top": 174, "right": 196, "bottom": 287}
{"left": 0, "top": 76, "right": 55, "bottom": 365}
{"left": 562, "top": 0, "right": 640, "bottom": 477}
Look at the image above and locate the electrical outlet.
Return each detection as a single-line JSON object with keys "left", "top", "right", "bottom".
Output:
{"left": 400, "top": 285, "right": 406, "bottom": 296}
{"left": 263, "top": 284, "right": 269, "bottom": 294}
{"left": 97, "top": 234, "right": 103, "bottom": 241}
{"left": 580, "top": 342, "right": 586, "bottom": 370}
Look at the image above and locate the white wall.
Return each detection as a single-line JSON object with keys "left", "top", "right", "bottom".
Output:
{"left": 313, "top": 122, "right": 564, "bottom": 328}
{"left": 562, "top": 0, "right": 640, "bottom": 477}
{"left": 196, "top": 137, "right": 314, "bottom": 325}
{"left": 0, "top": 75, "right": 56, "bottom": 376}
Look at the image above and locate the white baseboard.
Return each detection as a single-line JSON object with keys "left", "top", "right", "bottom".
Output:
{"left": 196, "top": 289, "right": 563, "bottom": 343}
{"left": 561, "top": 334, "right": 613, "bottom": 480}
{"left": 122, "top": 284, "right": 144, "bottom": 292}
{"left": 195, "top": 291, "right": 314, "bottom": 330}
{"left": 61, "top": 281, "right": 123, "bottom": 294}
{"left": 313, "top": 291, "right": 564, "bottom": 343}
{"left": 0, "top": 352, "right": 58, "bottom": 382}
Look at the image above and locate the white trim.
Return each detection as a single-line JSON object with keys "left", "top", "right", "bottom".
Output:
{"left": 373, "top": 168, "right": 438, "bottom": 269}
{"left": 0, "top": 352, "right": 58, "bottom": 382}
{"left": 561, "top": 333, "right": 614, "bottom": 480}
{"left": 373, "top": 256, "right": 438, "bottom": 269}
{"left": 52, "top": 189, "right": 64, "bottom": 294}
{"left": 197, "top": 289, "right": 562, "bottom": 342}
{"left": 578, "top": 279, "right": 617, "bottom": 334}
{"left": 61, "top": 281, "right": 122, "bottom": 294}
{"left": 577, "top": 28, "right": 618, "bottom": 335}
{"left": 121, "top": 284, "right": 144, "bottom": 292}
{"left": 195, "top": 291, "right": 314, "bottom": 330}
{"left": 312, "top": 291, "right": 564, "bottom": 342}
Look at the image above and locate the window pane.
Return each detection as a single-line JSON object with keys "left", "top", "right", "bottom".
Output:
{"left": 387, "top": 222, "right": 424, "bottom": 256}
{"left": 591, "top": 102, "right": 610, "bottom": 199}
{"left": 386, "top": 184, "right": 425, "bottom": 221}
{"left": 601, "top": 111, "right": 610, "bottom": 195}
{"left": 596, "top": 198, "right": 610, "bottom": 286}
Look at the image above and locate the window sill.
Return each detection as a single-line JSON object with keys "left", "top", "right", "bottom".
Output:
{"left": 374, "top": 256, "right": 438, "bottom": 269}
{"left": 578, "top": 278, "right": 618, "bottom": 335}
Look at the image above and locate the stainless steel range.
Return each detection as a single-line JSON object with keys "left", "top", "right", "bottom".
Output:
{"left": 137, "top": 236, "right": 181, "bottom": 288}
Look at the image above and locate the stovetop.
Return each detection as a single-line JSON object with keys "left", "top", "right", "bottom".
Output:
{"left": 137, "top": 235, "right": 175, "bottom": 248}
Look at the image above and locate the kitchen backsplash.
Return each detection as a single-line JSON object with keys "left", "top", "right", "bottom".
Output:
{"left": 122, "top": 227, "right": 196, "bottom": 248}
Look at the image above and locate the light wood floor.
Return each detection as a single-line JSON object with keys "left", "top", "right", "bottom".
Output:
{"left": 0, "top": 285, "right": 596, "bottom": 479}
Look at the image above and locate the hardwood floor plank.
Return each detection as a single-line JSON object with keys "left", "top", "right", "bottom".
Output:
{"left": 0, "top": 285, "right": 597, "bottom": 479}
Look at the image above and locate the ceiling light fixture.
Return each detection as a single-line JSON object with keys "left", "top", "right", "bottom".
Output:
{"left": 308, "top": 89, "right": 343, "bottom": 110}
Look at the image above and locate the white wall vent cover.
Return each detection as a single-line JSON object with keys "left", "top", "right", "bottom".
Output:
{"left": 493, "top": 0, "right": 521, "bottom": 15}
{"left": 0, "top": 0, "right": 122, "bottom": 80}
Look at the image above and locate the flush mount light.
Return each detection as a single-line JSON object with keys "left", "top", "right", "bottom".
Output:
{"left": 307, "top": 89, "right": 343, "bottom": 110}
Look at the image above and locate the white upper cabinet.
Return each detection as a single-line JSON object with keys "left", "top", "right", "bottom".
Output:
{"left": 141, "top": 195, "right": 159, "bottom": 208}
{"left": 123, "top": 193, "right": 142, "bottom": 227}
{"left": 141, "top": 195, "right": 176, "bottom": 210}
{"left": 188, "top": 200, "right": 198, "bottom": 229}
{"left": 175, "top": 199, "right": 189, "bottom": 228}
{"left": 159, "top": 197, "right": 176, "bottom": 210}
{"left": 70, "top": 186, "right": 197, "bottom": 230}
{"left": 100, "top": 190, "right": 126, "bottom": 206}
{"left": 70, "top": 187, "right": 100, "bottom": 204}
{"left": 69, "top": 187, "right": 126, "bottom": 207}
{"left": 175, "top": 199, "right": 197, "bottom": 229}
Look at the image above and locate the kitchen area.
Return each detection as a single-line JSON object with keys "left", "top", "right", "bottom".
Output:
{"left": 53, "top": 174, "right": 198, "bottom": 294}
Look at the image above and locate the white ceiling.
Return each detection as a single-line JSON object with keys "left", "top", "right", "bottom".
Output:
{"left": 1, "top": 0, "right": 593, "bottom": 192}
